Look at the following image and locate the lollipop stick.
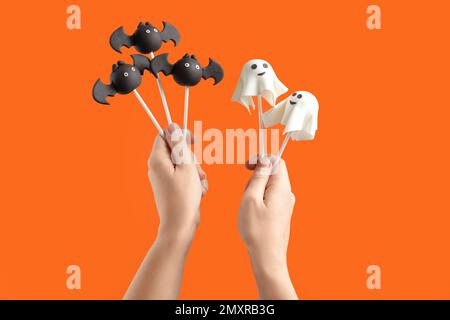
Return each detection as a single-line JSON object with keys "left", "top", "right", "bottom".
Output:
{"left": 150, "top": 52, "right": 172, "bottom": 125}
{"left": 276, "top": 132, "right": 291, "bottom": 163}
{"left": 183, "top": 86, "right": 190, "bottom": 136}
{"left": 257, "top": 95, "right": 265, "bottom": 158}
{"left": 133, "top": 89, "right": 164, "bottom": 136}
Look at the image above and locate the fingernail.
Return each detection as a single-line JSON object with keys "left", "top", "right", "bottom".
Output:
{"left": 260, "top": 156, "right": 271, "bottom": 167}
{"left": 168, "top": 123, "right": 181, "bottom": 133}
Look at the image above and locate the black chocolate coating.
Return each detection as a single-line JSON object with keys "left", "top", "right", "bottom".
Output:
{"left": 110, "top": 62, "right": 142, "bottom": 94}
{"left": 172, "top": 57, "right": 203, "bottom": 86}
{"left": 150, "top": 53, "right": 224, "bottom": 87}
{"left": 92, "top": 79, "right": 116, "bottom": 105}
{"left": 109, "top": 21, "right": 180, "bottom": 54}
{"left": 92, "top": 60, "right": 143, "bottom": 105}
{"left": 133, "top": 22, "right": 163, "bottom": 53}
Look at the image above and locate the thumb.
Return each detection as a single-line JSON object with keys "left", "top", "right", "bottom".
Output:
{"left": 148, "top": 133, "right": 174, "bottom": 173}
{"left": 244, "top": 156, "right": 272, "bottom": 201}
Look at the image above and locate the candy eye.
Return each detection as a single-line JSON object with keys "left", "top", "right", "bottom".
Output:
{"left": 131, "top": 67, "right": 136, "bottom": 72}
{"left": 251, "top": 64, "right": 257, "bottom": 70}
{"left": 145, "top": 29, "right": 151, "bottom": 34}
{"left": 292, "top": 93, "right": 297, "bottom": 97}
{"left": 185, "top": 63, "right": 190, "bottom": 68}
{"left": 153, "top": 28, "right": 158, "bottom": 32}
{"left": 297, "top": 94, "right": 303, "bottom": 99}
{"left": 195, "top": 65, "right": 200, "bottom": 70}
{"left": 124, "top": 72, "right": 129, "bottom": 77}
{"left": 263, "top": 63, "right": 269, "bottom": 68}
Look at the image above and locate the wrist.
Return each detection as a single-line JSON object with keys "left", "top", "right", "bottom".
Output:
{"left": 156, "top": 222, "right": 197, "bottom": 251}
{"left": 154, "top": 231, "right": 193, "bottom": 255}
{"left": 247, "top": 246, "right": 289, "bottom": 279}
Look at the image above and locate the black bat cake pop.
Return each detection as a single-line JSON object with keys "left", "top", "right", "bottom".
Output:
{"left": 149, "top": 53, "right": 224, "bottom": 86}
{"left": 110, "top": 21, "right": 180, "bottom": 54}
{"left": 92, "top": 55, "right": 151, "bottom": 105}
{"left": 110, "top": 21, "right": 180, "bottom": 125}
{"left": 92, "top": 54, "right": 163, "bottom": 135}
{"left": 149, "top": 53, "right": 224, "bottom": 134}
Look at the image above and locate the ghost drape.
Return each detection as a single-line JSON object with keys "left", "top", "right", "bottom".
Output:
{"left": 232, "top": 59, "right": 288, "bottom": 112}
{"left": 263, "top": 91, "right": 319, "bottom": 141}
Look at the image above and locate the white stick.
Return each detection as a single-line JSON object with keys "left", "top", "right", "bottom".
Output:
{"left": 183, "top": 86, "right": 190, "bottom": 136}
{"left": 276, "top": 132, "right": 291, "bottom": 163}
{"left": 150, "top": 52, "right": 172, "bottom": 125}
{"left": 257, "top": 95, "right": 265, "bottom": 158}
{"left": 133, "top": 89, "right": 164, "bottom": 136}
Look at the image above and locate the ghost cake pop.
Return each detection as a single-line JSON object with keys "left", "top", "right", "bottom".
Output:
{"left": 150, "top": 53, "right": 224, "bottom": 135}
{"left": 263, "top": 91, "right": 319, "bottom": 162}
{"left": 232, "top": 59, "right": 288, "bottom": 157}
{"left": 92, "top": 55, "right": 163, "bottom": 135}
{"left": 110, "top": 21, "right": 181, "bottom": 125}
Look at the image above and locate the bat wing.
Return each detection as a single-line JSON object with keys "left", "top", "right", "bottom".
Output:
{"left": 131, "top": 54, "right": 151, "bottom": 74}
{"left": 109, "top": 26, "right": 133, "bottom": 53}
{"left": 149, "top": 53, "right": 174, "bottom": 77}
{"left": 92, "top": 79, "right": 116, "bottom": 105}
{"left": 202, "top": 58, "right": 224, "bottom": 85}
{"left": 160, "top": 21, "right": 180, "bottom": 46}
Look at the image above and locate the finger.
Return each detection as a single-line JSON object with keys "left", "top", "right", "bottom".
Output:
{"left": 245, "top": 154, "right": 275, "bottom": 171}
{"left": 244, "top": 157, "right": 272, "bottom": 201}
{"left": 164, "top": 124, "right": 182, "bottom": 149}
{"left": 185, "top": 129, "right": 196, "bottom": 145}
{"left": 201, "top": 177, "right": 208, "bottom": 197}
{"left": 168, "top": 125, "right": 195, "bottom": 142}
{"left": 165, "top": 124, "right": 196, "bottom": 168}
{"left": 195, "top": 161, "right": 208, "bottom": 196}
{"left": 197, "top": 163, "right": 207, "bottom": 181}
{"left": 245, "top": 155, "right": 258, "bottom": 171}
{"left": 265, "top": 159, "right": 292, "bottom": 203}
{"left": 148, "top": 134, "right": 175, "bottom": 173}
{"left": 244, "top": 155, "right": 271, "bottom": 189}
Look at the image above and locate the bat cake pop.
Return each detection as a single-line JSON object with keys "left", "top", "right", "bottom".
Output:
{"left": 110, "top": 21, "right": 181, "bottom": 125}
{"left": 150, "top": 53, "right": 224, "bottom": 134}
{"left": 150, "top": 53, "right": 224, "bottom": 86}
{"left": 263, "top": 91, "right": 319, "bottom": 162}
{"left": 92, "top": 55, "right": 163, "bottom": 135}
{"left": 110, "top": 21, "right": 180, "bottom": 54}
{"left": 232, "top": 59, "right": 288, "bottom": 157}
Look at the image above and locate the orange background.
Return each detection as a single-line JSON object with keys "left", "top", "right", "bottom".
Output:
{"left": 0, "top": 0, "right": 449, "bottom": 299}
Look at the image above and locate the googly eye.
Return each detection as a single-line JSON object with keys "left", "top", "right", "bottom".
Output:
{"left": 131, "top": 67, "right": 136, "bottom": 72}
{"left": 145, "top": 29, "right": 151, "bottom": 34}
{"left": 184, "top": 63, "right": 190, "bottom": 68}
{"left": 251, "top": 64, "right": 257, "bottom": 70}
{"left": 124, "top": 72, "right": 129, "bottom": 77}
{"left": 153, "top": 28, "right": 158, "bottom": 32}
{"left": 263, "top": 63, "right": 269, "bottom": 68}
{"left": 195, "top": 65, "right": 200, "bottom": 70}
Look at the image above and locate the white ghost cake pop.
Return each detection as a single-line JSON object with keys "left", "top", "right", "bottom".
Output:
{"left": 263, "top": 91, "right": 319, "bottom": 141}
{"left": 232, "top": 59, "right": 288, "bottom": 112}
